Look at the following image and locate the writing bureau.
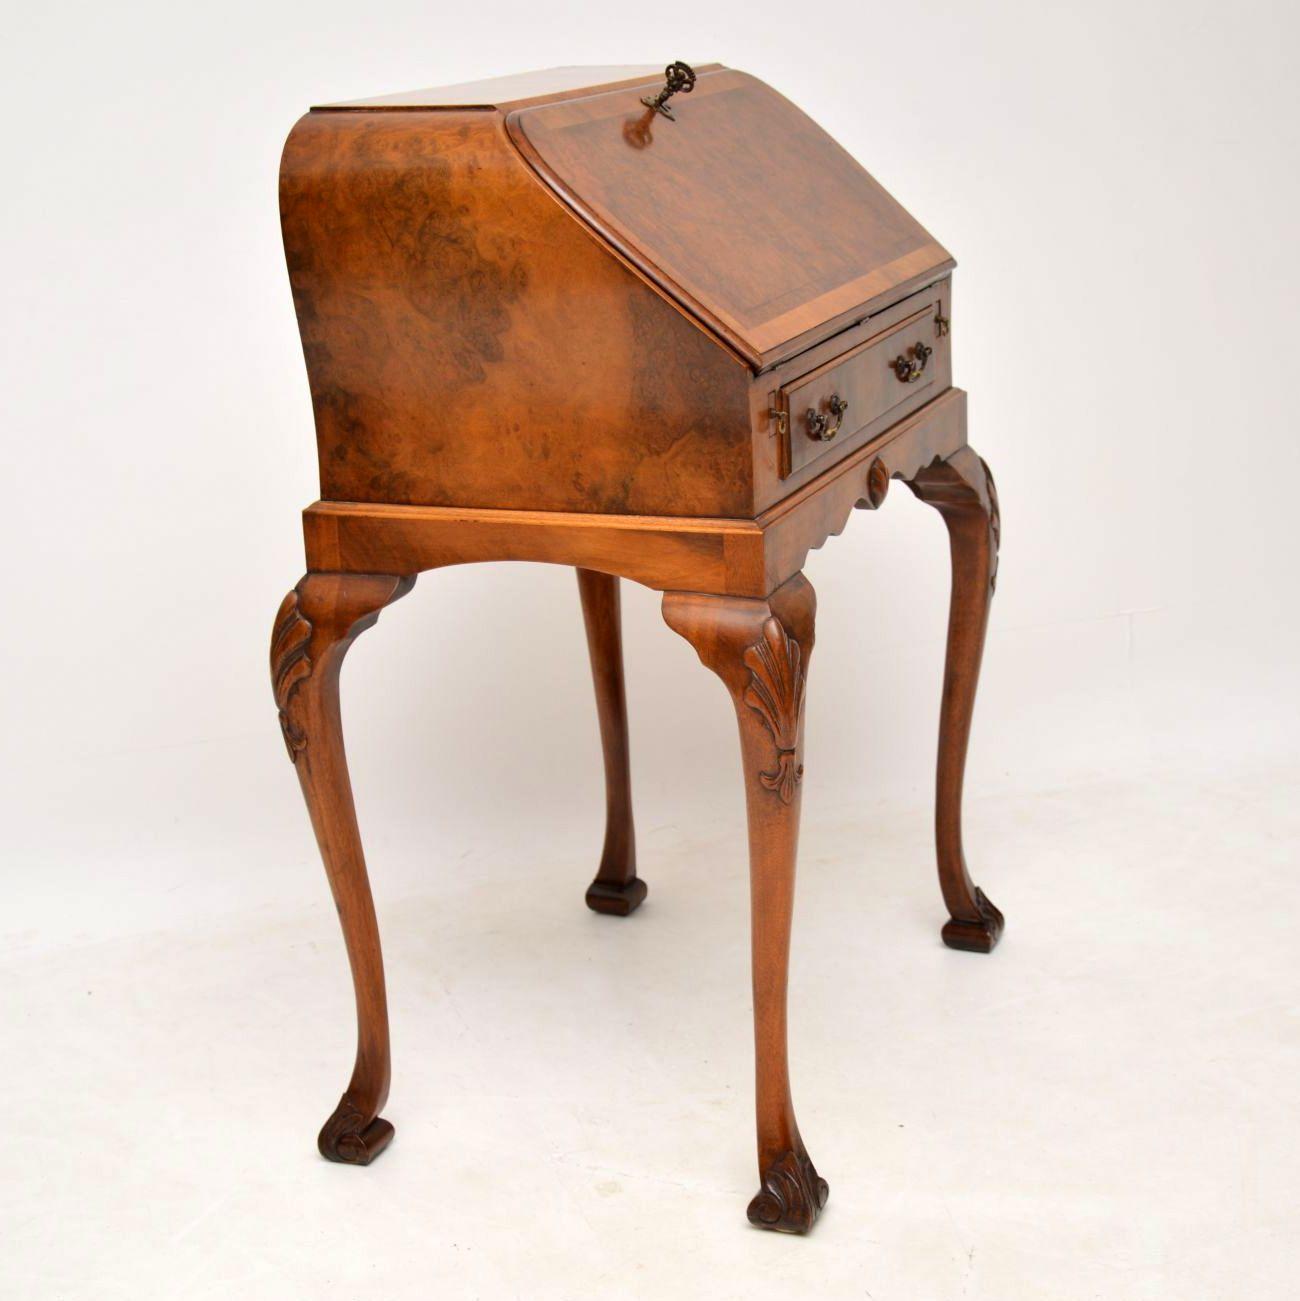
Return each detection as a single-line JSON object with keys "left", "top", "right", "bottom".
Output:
{"left": 272, "top": 63, "right": 1005, "bottom": 1234}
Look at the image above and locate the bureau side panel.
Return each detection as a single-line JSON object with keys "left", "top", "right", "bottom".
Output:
{"left": 280, "top": 110, "right": 753, "bottom": 517}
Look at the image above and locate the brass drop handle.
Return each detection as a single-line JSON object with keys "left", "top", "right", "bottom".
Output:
{"left": 891, "top": 341, "right": 933, "bottom": 383}
{"left": 806, "top": 394, "right": 849, "bottom": 441}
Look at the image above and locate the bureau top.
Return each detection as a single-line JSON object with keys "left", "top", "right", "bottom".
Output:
{"left": 302, "top": 64, "right": 952, "bottom": 369}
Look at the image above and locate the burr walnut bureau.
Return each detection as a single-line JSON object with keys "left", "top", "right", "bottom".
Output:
{"left": 272, "top": 63, "right": 1006, "bottom": 1235}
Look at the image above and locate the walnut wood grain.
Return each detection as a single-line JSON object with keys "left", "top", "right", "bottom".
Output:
{"left": 662, "top": 574, "right": 826, "bottom": 1232}
{"left": 508, "top": 69, "right": 953, "bottom": 369}
{"left": 776, "top": 290, "right": 951, "bottom": 482}
{"left": 907, "top": 448, "right": 1004, "bottom": 952}
{"left": 300, "top": 389, "right": 968, "bottom": 600}
{"left": 754, "top": 387, "right": 968, "bottom": 591}
{"left": 273, "top": 63, "right": 1011, "bottom": 1235}
{"left": 303, "top": 498, "right": 755, "bottom": 596}
{"left": 272, "top": 572, "right": 415, "bottom": 1162}
{"left": 576, "top": 569, "right": 644, "bottom": 915}
{"left": 281, "top": 108, "right": 753, "bottom": 518}
{"left": 748, "top": 280, "right": 953, "bottom": 510}
{"left": 282, "top": 73, "right": 956, "bottom": 521}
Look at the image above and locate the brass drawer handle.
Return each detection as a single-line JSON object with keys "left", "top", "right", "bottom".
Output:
{"left": 891, "top": 341, "right": 933, "bottom": 383}
{"left": 805, "top": 394, "right": 848, "bottom": 441}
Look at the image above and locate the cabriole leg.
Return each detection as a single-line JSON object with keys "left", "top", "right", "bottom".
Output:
{"left": 576, "top": 569, "right": 645, "bottom": 916}
{"left": 663, "top": 573, "right": 827, "bottom": 1234}
{"left": 907, "top": 447, "right": 1005, "bottom": 953}
{"left": 271, "top": 571, "right": 415, "bottom": 1163}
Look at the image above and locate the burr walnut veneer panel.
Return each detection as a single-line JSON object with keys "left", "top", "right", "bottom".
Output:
{"left": 281, "top": 110, "right": 753, "bottom": 517}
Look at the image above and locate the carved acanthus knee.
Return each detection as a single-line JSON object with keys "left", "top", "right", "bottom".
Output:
{"left": 272, "top": 590, "right": 314, "bottom": 761}
{"left": 269, "top": 573, "right": 416, "bottom": 762}
{"left": 907, "top": 445, "right": 1000, "bottom": 594}
{"left": 662, "top": 574, "right": 816, "bottom": 800}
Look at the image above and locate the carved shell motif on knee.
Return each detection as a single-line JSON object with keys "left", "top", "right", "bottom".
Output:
{"left": 742, "top": 617, "right": 806, "bottom": 803}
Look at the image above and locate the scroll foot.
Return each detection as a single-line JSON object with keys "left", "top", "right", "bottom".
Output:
{"left": 746, "top": 1149, "right": 830, "bottom": 1234}
{"left": 317, "top": 1095, "right": 395, "bottom": 1166}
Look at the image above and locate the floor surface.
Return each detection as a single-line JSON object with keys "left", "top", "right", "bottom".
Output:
{"left": 5, "top": 764, "right": 1297, "bottom": 1299}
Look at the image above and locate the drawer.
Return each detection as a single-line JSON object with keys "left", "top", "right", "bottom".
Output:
{"left": 772, "top": 287, "right": 951, "bottom": 480}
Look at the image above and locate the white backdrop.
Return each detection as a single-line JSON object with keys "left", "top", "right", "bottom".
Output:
{"left": 5, "top": 0, "right": 1296, "bottom": 946}
{"left": 3, "top": 2, "right": 1298, "bottom": 1296}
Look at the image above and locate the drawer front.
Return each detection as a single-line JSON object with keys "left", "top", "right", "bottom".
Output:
{"left": 774, "top": 288, "right": 951, "bottom": 480}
